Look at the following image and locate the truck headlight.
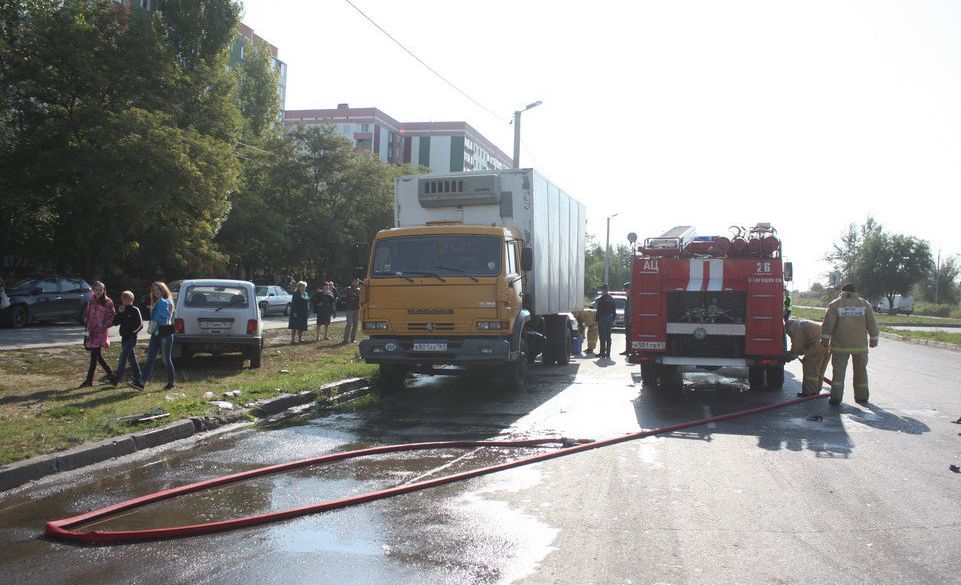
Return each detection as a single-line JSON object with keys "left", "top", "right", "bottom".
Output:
{"left": 476, "top": 321, "right": 507, "bottom": 330}
{"left": 363, "top": 321, "right": 389, "bottom": 330}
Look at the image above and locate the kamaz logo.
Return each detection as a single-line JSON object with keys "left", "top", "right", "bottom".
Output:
{"left": 408, "top": 308, "right": 454, "bottom": 314}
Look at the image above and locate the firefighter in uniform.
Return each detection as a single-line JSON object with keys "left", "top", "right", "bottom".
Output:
{"left": 820, "top": 283, "right": 880, "bottom": 405}
{"left": 785, "top": 319, "right": 830, "bottom": 396}
{"left": 573, "top": 308, "right": 598, "bottom": 355}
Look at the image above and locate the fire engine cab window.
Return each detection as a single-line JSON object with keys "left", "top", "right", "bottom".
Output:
{"left": 371, "top": 235, "right": 502, "bottom": 277}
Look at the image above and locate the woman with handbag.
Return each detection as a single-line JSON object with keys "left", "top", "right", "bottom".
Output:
{"left": 81, "top": 281, "right": 117, "bottom": 387}
{"left": 134, "top": 281, "right": 176, "bottom": 390}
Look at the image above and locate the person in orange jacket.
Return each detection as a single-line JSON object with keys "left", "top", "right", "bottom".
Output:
{"left": 785, "top": 319, "right": 830, "bottom": 397}
{"left": 820, "top": 283, "right": 880, "bottom": 405}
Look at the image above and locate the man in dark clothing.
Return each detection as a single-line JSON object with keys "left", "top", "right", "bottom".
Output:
{"left": 595, "top": 284, "right": 616, "bottom": 358}
{"left": 342, "top": 276, "right": 362, "bottom": 343}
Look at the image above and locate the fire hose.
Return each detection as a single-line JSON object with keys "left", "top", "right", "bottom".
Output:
{"left": 46, "top": 391, "right": 830, "bottom": 544}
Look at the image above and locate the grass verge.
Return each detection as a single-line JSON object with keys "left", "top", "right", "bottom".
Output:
{"left": 0, "top": 323, "right": 376, "bottom": 466}
{"left": 879, "top": 327, "right": 961, "bottom": 346}
{"left": 791, "top": 306, "right": 961, "bottom": 327}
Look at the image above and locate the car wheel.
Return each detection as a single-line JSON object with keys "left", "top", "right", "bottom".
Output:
{"left": 10, "top": 305, "right": 29, "bottom": 329}
{"left": 284, "top": 303, "right": 290, "bottom": 316}
{"left": 250, "top": 341, "right": 262, "bottom": 368}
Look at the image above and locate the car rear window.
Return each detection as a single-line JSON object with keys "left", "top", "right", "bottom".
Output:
{"left": 183, "top": 285, "right": 250, "bottom": 308}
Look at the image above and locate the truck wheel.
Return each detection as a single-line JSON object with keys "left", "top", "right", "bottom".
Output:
{"left": 640, "top": 364, "right": 660, "bottom": 386}
{"left": 541, "top": 341, "right": 557, "bottom": 366}
{"left": 765, "top": 365, "right": 784, "bottom": 390}
{"left": 556, "top": 328, "right": 571, "bottom": 366}
{"left": 503, "top": 337, "right": 527, "bottom": 392}
{"left": 379, "top": 364, "right": 408, "bottom": 389}
{"left": 748, "top": 366, "right": 765, "bottom": 391}
{"left": 250, "top": 345, "right": 262, "bottom": 369}
{"left": 659, "top": 365, "right": 681, "bottom": 391}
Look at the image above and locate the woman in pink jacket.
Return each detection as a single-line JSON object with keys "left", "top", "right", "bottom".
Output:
{"left": 81, "top": 281, "right": 117, "bottom": 387}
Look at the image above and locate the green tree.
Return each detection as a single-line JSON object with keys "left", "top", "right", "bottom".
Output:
{"left": 825, "top": 217, "right": 882, "bottom": 281}
{"left": 913, "top": 254, "right": 960, "bottom": 306}
{"left": 827, "top": 219, "right": 935, "bottom": 309}
{"left": 0, "top": 0, "right": 241, "bottom": 285}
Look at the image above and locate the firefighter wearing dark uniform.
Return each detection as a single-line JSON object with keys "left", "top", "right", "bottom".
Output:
{"left": 820, "top": 283, "right": 880, "bottom": 405}
{"left": 785, "top": 319, "right": 830, "bottom": 396}
{"left": 595, "top": 284, "right": 616, "bottom": 359}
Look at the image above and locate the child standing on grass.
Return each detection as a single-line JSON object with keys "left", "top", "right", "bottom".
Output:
{"left": 113, "top": 290, "right": 144, "bottom": 386}
{"left": 81, "top": 281, "right": 116, "bottom": 387}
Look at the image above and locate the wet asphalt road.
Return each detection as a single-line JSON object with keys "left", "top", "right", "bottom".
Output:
{"left": 1, "top": 336, "right": 960, "bottom": 584}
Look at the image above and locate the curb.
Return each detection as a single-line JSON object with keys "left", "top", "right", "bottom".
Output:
{"left": 0, "top": 377, "right": 373, "bottom": 494}
{"left": 880, "top": 332, "right": 961, "bottom": 353}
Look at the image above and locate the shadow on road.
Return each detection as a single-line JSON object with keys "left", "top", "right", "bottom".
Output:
{"left": 630, "top": 366, "right": 860, "bottom": 457}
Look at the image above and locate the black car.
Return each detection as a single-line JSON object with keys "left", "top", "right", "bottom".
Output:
{"left": 1, "top": 276, "right": 93, "bottom": 328}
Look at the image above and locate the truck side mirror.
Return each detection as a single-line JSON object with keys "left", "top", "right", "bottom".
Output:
{"left": 521, "top": 247, "right": 533, "bottom": 272}
{"left": 784, "top": 262, "right": 793, "bottom": 282}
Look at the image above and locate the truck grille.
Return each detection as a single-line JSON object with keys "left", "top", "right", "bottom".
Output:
{"left": 407, "top": 322, "right": 455, "bottom": 331}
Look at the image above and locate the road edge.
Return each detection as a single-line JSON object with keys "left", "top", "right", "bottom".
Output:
{"left": 880, "top": 331, "right": 961, "bottom": 353}
{"left": 0, "top": 376, "right": 373, "bottom": 494}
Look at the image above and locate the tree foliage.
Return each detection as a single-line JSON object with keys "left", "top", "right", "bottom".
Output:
{"left": 1, "top": 0, "right": 417, "bottom": 294}
{"left": 0, "top": 0, "right": 241, "bottom": 286}
{"left": 913, "top": 255, "right": 960, "bottom": 306}
{"left": 827, "top": 218, "right": 933, "bottom": 307}
{"left": 584, "top": 234, "right": 633, "bottom": 299}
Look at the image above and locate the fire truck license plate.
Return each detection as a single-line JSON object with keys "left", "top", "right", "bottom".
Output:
{"left": 413, "top": 342, "right": 447, "bottom": 352}
{"left": 633, "top": 341, "right": 666, "bottom": 350}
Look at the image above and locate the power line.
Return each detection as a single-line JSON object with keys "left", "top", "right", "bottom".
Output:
{"left": 343, "top": 0, "right": 507, "bottom": 124}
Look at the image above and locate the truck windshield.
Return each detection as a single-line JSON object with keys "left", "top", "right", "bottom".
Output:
{"left": 371, "top": 235, "right": 502, "bottom": 278}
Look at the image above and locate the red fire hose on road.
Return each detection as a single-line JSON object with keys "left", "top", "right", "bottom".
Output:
{"left": 46, "top": 392, "right": 830, "bottom": 544}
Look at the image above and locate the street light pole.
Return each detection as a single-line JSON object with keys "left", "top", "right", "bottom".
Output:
{"left": 604, "top": 213, "right": 619, "bottom": 286}
{"left": 935, "top": 248, "right": 941, "bottom": 305}
{"left": 512, "top": 100, "right": 542, "bottom": 169}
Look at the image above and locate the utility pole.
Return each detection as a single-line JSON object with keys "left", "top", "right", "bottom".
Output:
{"left": 604, "top": 213, "right": 619, "bottom": 286}
{"left": 512, "top": 101, "right": 542, "bottom": 169}
{"left": 935, "top": 248, "right": 941, "bottom": 305}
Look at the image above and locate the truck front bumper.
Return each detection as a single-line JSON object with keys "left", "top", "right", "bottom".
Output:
{"left": 360, "top": 337, "right": 514, "bottom": 366}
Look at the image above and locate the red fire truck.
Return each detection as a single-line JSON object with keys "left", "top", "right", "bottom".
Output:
{"left": 626, "top": 224, "right": 793, "bottom": 391}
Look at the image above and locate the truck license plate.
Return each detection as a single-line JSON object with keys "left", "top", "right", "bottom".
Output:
{"left": 200, "top": 321, "right": 231, "bottom": 330}
{"left": 413, "top": 342, "right": 447, "bottom": 352}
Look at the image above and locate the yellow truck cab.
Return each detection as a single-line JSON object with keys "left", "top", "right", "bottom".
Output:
{"left": 359, "top": 169, "right": 585, "bottom": 391}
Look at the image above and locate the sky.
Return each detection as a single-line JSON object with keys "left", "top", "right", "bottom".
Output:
{"left": 240, "top": 0, "right": 961, "bottom": 290}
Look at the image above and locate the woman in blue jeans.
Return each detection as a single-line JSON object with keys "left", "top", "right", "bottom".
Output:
{"left": 134, "top": 281, "right": 176, "bottom": 390}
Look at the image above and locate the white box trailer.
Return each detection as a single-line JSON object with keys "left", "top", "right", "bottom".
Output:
{"left": 394, "top": 169, "right": 586, "bottom": 316}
